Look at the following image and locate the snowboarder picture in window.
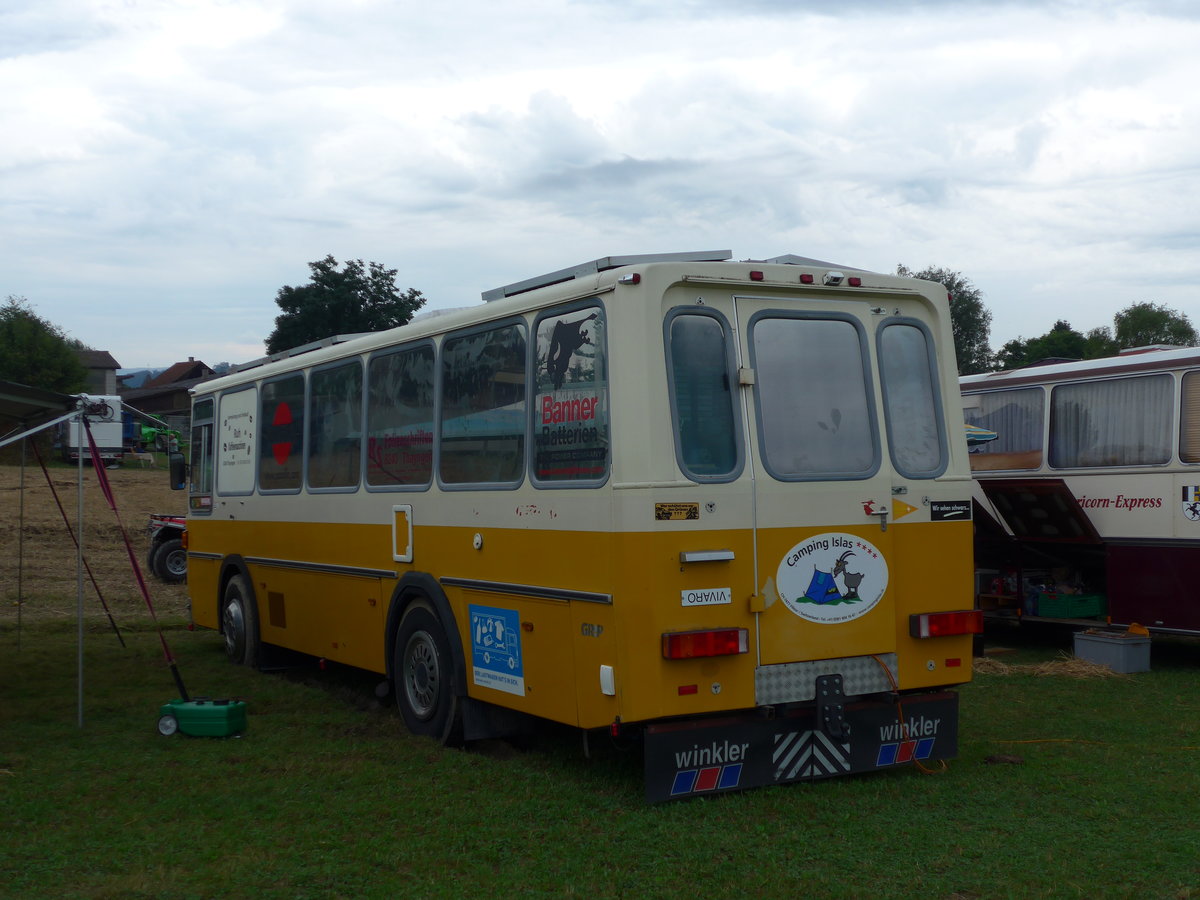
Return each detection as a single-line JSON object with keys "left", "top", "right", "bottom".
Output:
{"left": 547, "top": 311, "right": 599, "bottom": 389}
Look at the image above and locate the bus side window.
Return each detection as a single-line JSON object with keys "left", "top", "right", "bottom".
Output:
{"left": 308, "top": 361, "right": 363, "bottom": 490}
{"left": 963, "top": 387, "right": 1044, "bottom": 471}
{"left": 189, "top": 398, "right": 215, "bottom": 510}
{"left": 665, "top": 311, "right": 742, "bottom": 481}
{"left": 366, "top": 344, "right": 435, "bottom": 487}
{"left": 440, "top": 323, "right": 527, "bottom": 486}
{"left": 260, "top": 374, "right": 305, "bottom": 491}
{"left": 1050, "top": 375, "right": 1171, "bottom": 468}
{"left": 1180, "top": 371, "right": 1200, "bottom": 463}
{"left": 533, "top": 304, "right": 609, "bottom": 483}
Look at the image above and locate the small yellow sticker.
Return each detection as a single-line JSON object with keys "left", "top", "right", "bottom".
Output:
{"left": 892, "top": 498, "right": 919, "bottom": 520}
{"left": 655, "top": 502, "right": 700, "bottom": 521}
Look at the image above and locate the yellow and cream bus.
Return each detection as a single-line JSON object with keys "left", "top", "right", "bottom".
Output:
{"left": 963, "top": 346, "right": 1200, "bottom": 635}
{"left": 173, "top": 251, "right": 980, "bottom": 801}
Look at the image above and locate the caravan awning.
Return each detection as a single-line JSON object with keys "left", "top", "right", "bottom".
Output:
{"left": 0, "top": 379, "right": 76, "bottom": 431}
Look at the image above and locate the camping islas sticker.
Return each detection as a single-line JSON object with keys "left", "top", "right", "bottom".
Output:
{"left": 776, "top": 533, "right": 888, "bottom": 624}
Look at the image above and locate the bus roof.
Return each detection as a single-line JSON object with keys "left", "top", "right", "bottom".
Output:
{"left": 960, "top": 345, "right": 1200, "bottom": 390}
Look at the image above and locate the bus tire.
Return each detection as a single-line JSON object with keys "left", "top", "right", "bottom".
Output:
{"left": 222, "top": 574, "right": 259, "bottom": 668}
{"left": 156, "top": 538, "right": 187, "bottom": 583}
{"left": 394, "top": 602, "right": 460, "bottom": 743}
{"left": 146, "top": 542, "right": 162, "bottom": 578}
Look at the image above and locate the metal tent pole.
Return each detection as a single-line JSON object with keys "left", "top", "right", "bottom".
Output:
{"left": 77, "top": 409, "right": 85, "bottom": 729}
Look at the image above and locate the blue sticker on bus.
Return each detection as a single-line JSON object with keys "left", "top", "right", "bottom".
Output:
{"left": 469, "top": 604, "right": 525, "bottom": 697}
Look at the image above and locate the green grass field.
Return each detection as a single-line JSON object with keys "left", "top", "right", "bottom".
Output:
{"left": 2, "top": 618, "right": 1199, "bottom": 900}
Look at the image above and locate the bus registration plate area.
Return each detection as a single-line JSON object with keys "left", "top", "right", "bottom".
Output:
{"left": 643, "top": 690, "right": 958, "bottom": 803}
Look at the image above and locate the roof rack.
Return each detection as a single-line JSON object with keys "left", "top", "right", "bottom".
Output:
{"left": 232, "top": 333, "right": 373, "bottom": 374}
{"left": 482, "top": 250, "right": 732, "bottom": 302}
{"left": 759, "top": 254, "right": 873, "bottom": 272}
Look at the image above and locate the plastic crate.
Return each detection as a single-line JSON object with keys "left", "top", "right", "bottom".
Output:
{"left": 1073, "top": 632, "right": 1151, "bottom": 673}
{"left": 1036, "top": 592, "right": 1106, "bottom": 619}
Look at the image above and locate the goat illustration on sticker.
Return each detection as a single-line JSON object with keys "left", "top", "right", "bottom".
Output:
{"left": 777, "top": 532, "right": 888, "bottom": 624}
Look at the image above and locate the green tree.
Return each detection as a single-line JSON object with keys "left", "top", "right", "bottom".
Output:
{"left": 1083, "top": 326, "right": 1118, "bottom": 359}
{"left": 1026, "top": 320, "right": 1087, "bottom": 362}
{"left": 993, "top": 337, "right": 1030, "bottom": 371}
{"left": 265, "top": 256, "right": 426, "bottom": 355}
{"left": 0, "top": 296, "right": 87, "bottom": 392}
{"left": 1113, "top": 301, "right": 1196, "bottom": 349}
{"left": 896, "top": 265, "right": 992, "bottom": 374}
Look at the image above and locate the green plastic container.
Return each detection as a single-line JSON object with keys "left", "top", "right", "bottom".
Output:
{"left": 1036, "top": 593, "right": 1106, "bottom": 619}
{"left": 157, "top": 698, "right": 247, "bottom": 737}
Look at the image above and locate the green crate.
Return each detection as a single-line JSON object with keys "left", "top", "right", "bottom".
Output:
{"left": 157, "top": 698, "right": 247, "bottom": 737}
{"left": 1036, "top": 592, "right": 1106, "bottom": 618}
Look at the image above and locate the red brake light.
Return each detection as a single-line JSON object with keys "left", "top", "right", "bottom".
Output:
{"left": 848, "top": 276, "right": 862, "bottom": 287}
{"left": 749, "top": 270, "right": 764, "bottom": 281}
{"left": 662, "top": 628, "right": 748, "bottom": 659}
{"left": 799, "top": 273, "right": 814, "bottom": 284}
{"left": 910, "top": 610, "right": 983, "bottom": 638}
{"left": 617, "top": 273, "right": 641, "bottom": 285}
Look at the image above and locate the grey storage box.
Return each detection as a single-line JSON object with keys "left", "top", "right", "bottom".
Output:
{"left": 1073, "top": 631, "right": 1151, "bottom": 674}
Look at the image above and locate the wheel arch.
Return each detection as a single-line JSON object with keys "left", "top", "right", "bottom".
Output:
{"left": 385, "top": 572, "right": 467, "bottom": 697}
{"left": 217, "top": 555, "right": 255, "bottom": 636}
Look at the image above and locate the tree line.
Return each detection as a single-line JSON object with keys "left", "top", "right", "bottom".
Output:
{"left": 897, "top": 264, "right": 1197, "bottom": 375}
{"left": 4, "top": 256, "right": 1195, "bottom": 394}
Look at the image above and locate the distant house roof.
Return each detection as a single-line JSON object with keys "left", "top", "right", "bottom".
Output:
{"left": 145, "top": 358, "right": 213, "bottom": 388}
{"left": 79, "top": 349, "right": 121, "bottom": 369}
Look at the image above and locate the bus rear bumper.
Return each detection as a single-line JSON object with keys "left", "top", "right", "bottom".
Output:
{"left": 643, "top": 690, "right": 959, "bottom": 803}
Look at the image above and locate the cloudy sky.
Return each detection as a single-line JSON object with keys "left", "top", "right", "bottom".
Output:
{"left": 3, "top": 0, "right": 1199, "bottom": 369}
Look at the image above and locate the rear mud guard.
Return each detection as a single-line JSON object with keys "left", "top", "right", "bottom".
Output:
{"left": 644, "top": 690, "right": 959, "bottom": 803}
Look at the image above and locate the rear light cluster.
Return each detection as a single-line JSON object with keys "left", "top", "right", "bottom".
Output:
{"left": 909, "top": 610, "right": 983, "bottom": 639}
{"left": 662, "top": 628, "right": 748, "bottom": 659}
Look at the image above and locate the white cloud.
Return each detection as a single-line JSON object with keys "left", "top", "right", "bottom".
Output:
{"left": 2, "top": 0, "right": 1200, "bottom": 366}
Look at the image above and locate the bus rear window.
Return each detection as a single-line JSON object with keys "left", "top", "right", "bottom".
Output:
{"left": 751, "top": 315, "right": 877, "bottom": 480}
{"left": 878, "top": 322, "right": 946, "bottom": 478}
{"left": 666, "top": 311, "right": 741, "bottom": 481}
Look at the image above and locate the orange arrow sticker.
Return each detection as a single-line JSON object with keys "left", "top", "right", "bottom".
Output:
{"left": 892, "top": 498, "right": 919, "bottom": 520}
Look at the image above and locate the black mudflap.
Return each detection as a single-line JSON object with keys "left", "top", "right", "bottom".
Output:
{"left": 643, "top": 691, "right": 959, "bottom": 803}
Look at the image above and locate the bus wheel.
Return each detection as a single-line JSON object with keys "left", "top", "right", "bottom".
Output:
{"left": 156, "top": 539, "right": 187, "bottom": 583}
{"left": 222, "top": 574, "right": 259, "bottom": 668}
{"left": 394, "top": 603, "right": 459, "bottom": 742}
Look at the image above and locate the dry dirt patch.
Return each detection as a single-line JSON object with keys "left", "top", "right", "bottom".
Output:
{"left": 1, "top": 463, "right": 190, "bottom": 623}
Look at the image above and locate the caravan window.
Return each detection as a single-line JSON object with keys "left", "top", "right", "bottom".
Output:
{"left": 963, "top": 388, "right": 1044, "bottom": 471}
{"left": 1050, "top": 375, "right": 1172, "bottom": 468}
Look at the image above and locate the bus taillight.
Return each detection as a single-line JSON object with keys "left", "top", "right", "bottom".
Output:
{"left": 662, "top": 628, "right": 749, "bottom": 659}
{"left": 909, "top": 610, "right": 983, "bottom": 639}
